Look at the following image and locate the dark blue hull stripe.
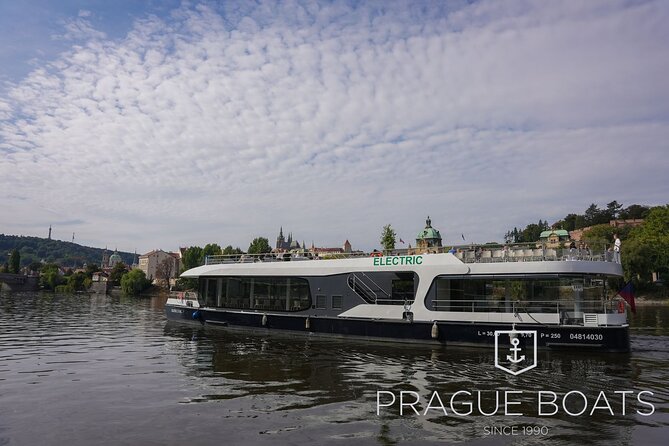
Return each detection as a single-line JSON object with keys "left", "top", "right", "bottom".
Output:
{"left": 165, "top": 305, "right": 630, "bottom": 352}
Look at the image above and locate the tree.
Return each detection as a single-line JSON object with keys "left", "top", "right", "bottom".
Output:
{"left": 181, "top": 246, "right": 203, "bottom": 271}
{"left": 40, "top": 263, "right": 65, "bottom": 290}
{"left": 619, "top": 204, "right": 650, "bottom": 220}
{"left": 155, "top": 257, "right": 175, "bottom": 288}
{"left": 223, "top": 245, "right": 243, "bottom": 255}
{"left": 521, "top": 220, "right": 548, "bottom": 243}
{"left": 504, "top": 220, "right": 548, "bottom": 243}
{"left": 202, "top": 243, "right": 222, "bottom": 261}
{"left": 85, "top": 263, "right": 100, "bottom": 275}
{"left": 121, "top": 269, "right": 151, "bottom": 295}
{"left": 380, "top": 224, "right": 396, "bottom": 251}
{"left": 621, "top": 206, "right": 669, "bottom": 286}
{"left": 108, "top": 262, "right": 128, "bottom": 285}
{"left": 60, "top": 271, "right": 91, "bottom": 292}
{"left": 177, "top": 245, "right": 207, "bottom": 290}
{"left": 248, "top": 237, "right": 271, "bottom": 254}
{"left": 9, "top": 249, "right": 20, "bottom": 274}
{"left": 582, "top": 224, "right": 616, "bottom": 245}
{"left": 622, "top": 238, "right": 657, "bottom": 284}
{"left": 584, "top": 203, "right": 608, "bottom": 226}
{"left": 28, "top": 262, "right": 43, "bottom": 273}
{"left": 560, "top": 213, "right": 580, "bottom": 232}
{"left": 504, "top": 227, "right": 520, "bottom": 244}
{"left": 605, "top": 201, "right": 623, "bottom": 221}
{"left": 634, "top": 205, "right": 669, "bottom": 234}
{"left": 573, "top": 214, "right": 587, "bottom": 230}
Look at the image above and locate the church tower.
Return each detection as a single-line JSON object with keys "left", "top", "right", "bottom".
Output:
{"left": 276, "top": 227, "right": 286, "bottom": 250}
{"left": 101, "top": 247, "right": 110, "bottom": 268}
{"left": 416, "top": 216, "right": 443, "bottom": 251}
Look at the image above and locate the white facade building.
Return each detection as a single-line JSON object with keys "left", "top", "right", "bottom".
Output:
{"left": 138, "top": 250, "right": 180, "bottom": 282}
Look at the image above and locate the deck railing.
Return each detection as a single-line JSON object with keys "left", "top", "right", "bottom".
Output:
{"left": 431, "top": 298, "right": 618, "bottom": 315}
{"left": 204, "top": 242, "right": 617, "bottom": 265}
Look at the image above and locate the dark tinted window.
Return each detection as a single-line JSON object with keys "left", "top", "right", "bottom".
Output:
{"left": 199, "top": 277, "right": 311, "bottom": 311}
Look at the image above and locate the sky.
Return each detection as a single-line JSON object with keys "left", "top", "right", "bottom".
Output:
{"left": 1, "top": 0, "right": 668, "bottom": 255}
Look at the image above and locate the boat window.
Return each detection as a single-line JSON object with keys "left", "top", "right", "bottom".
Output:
{"left": 315, "top": 294, "right": 327, "bottom": 310}
{"left": 218, "top": 279, "right": 227, "bottom": 307}
{"left": 199, "top": 277, "right": 311, "bottom": 311}
{"left": 391, "top": 273, "right": 415, "bottom": 302}
{"left": 332, "top": 295, "right": 343, "bottom": 310}
{"left": 348, "top": 271, "right": 417, "bottom": 305}
{"left": 198, "top": 279, "right": 207, "bottom": 305}
{"left": 206, "top": 278, "right": 218, "bottom": 306}
{"left": 425, "top": 275, "right": 609, "bottom": 313}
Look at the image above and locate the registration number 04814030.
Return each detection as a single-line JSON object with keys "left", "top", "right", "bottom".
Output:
{"left": 569, "top": 333, "right": 603, "bottom": 341}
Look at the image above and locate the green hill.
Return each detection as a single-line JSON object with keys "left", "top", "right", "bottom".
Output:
{"left": 0, "top": 234, "right": 135, "bottom": 268}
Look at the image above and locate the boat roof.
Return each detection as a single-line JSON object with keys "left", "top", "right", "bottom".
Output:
{"left": 181, "top": 252, "right": 623, "bottom": 278}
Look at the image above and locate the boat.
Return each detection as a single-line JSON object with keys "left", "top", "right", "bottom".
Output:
{"left": 165, "top": 245, "right": 630, "bottom": 352}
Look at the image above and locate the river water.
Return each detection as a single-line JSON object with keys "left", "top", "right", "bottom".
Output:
{"left": 0, "top": 291, "right": 667, "bottom": 445}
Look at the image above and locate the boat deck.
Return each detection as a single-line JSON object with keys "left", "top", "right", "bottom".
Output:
{"left": 204, "top": 242, "right": 617, "bottom": 265}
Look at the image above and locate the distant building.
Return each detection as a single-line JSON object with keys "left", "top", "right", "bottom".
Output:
{"left": 179, "top": 247, "right": 188, "bottom": 259}
{"left": 138, "top": 250, "right": 180, "bottom": 282}
{"left": 309, "top": 240, "right": 353, "bottom": 257}
{"left": 415, "top": 216, "right": 442, "bottom": 252}
{"left": 92, "top": 271, "right": 109, "bottom": 282}
{"left": 109, "top": 249, "right": 122, "bottom": 267}
{"left": 101, "top": 248, "right": 110, "bottom": 268}
{"left": 609, "top": 219, "right": 644, "bottom": 229}
{"left": 275, "top": 227, "right": 301, "bottom": 251}
{"left": 90, "top": 271, "right": 111, "bottom": 294}
{"left": 539, "top": 229, "right": 570, "bottom": 248}
{"left": 276, "top": 227, "right": 354, "bottom": 256}
{"left": 100, "top": 247, "right": 123, "bottom": 270}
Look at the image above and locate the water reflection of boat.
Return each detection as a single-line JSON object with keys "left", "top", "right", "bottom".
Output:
{"left": 161, "top": 321, "right": 640, "bottom": 445}
{"left": 165, "top": 248, "right": 630, "bottom": 351}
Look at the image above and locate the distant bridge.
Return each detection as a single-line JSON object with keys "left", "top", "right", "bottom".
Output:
{"left": 0, "top": 273, "right": 40, "bottom": 292}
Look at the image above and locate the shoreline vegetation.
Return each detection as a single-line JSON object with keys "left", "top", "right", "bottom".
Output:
{"left": 1, "top": 202, "right": 667, "bottom": 297}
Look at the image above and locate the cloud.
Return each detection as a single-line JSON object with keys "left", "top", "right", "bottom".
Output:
{"left": 1, "top": 0, "right": 668, "bottom": 252}
{"left": 52, "top": 14, "right": 107, "bottom": 41}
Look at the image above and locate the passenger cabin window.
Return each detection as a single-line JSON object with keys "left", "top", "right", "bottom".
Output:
{"left": 332, "top": 295, "right": 343, "bottom": 310}
{"left": 198, "top": 277, "right": 311, "bottom": 311}
{"left": 425, "top": 275, "right": 608, "bottom": 314}
{"left": 391, "top": 273, "right": 415, "bottom": 302}
{"left": 206, "top": 278, "right": 218, "bottom": 306}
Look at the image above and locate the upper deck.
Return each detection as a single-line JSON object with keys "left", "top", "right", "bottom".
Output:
{"left": 182, "top": 243, "right": 623, "bottom": 279}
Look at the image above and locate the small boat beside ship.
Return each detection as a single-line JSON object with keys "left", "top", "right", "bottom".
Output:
{"left": 165, "top": 242, "right": 630, "bottom": 352}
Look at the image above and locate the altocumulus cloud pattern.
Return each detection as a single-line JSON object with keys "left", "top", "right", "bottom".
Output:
{"left": 1, "top": 0, "right": 668, "bottom": 252}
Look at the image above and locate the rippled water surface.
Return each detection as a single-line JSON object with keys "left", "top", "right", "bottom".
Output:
{"left": 1, "top": 292, "right": 668, "bottom": 445}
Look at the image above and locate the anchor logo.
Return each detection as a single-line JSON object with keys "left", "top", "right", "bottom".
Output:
{"left": 494, "top": 329, "right": 537, "bottom": 376}
{"left": 506, "top": 338, "right": 525, "bottom": 363}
